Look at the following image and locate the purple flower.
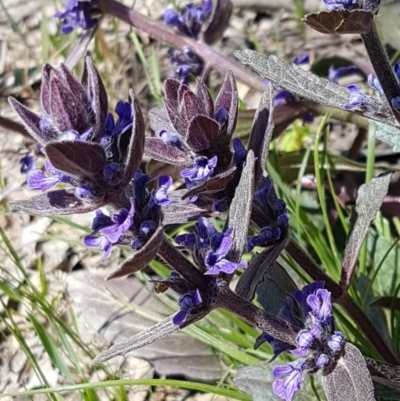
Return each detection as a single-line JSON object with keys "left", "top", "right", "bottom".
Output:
{"left": 153, "top": 176, "right": 172, "bottom": 206}
{"left": 328, "top": 332, "right": 345, "bottom": 352}
{"left": 55, "top": 0, "right": 100, "bottom": 35}
{"left": 168, "top": 47, "right": 204, "bottom": 84}
{"left": 322, "top": 0, "right": 357, "bottom": 11}
{"left": 328, "top": 65, "right": 360, "bottom": 84}
{"left": 293, "top": 54, "right": 310, "bottom": 65}
{"left": 96, "top": 198, "right": 135, "bottom": 243}
{"left": 233, "top": 138, "right": 248, "bottom": 165}
{"left": 20, "top": 153, "right": 36, "bottom": 174}
{"left": 173, "top": 289, "right": 202, "bottom": 325}
{"left": 247, "top": 177, "right": 289, "bottom": 251}
{"left": 272, "top": 359, "right": 306, "bottom": 401}
{"left": 316, "top": 354, "right": 329, "bottom": 368}
{"left": 181, "top": 156, "right": 218, "bottom": 184}
{"left": 342, "top": 84, "right": 375, "bottom": 110}
{"left": 306, "top": 288, "right": 332, "bottom": 323}
{"left": 368, "top": 74, "right": 383, "bottom": 94}
{"left": 205, "top": 236, "right": 247, "bottom": 275}
{"left": 176, "top": 217, "right": 246, "bottom": 276}
{"left": 163, "top": 0, "right": 212, "bottom": 39}
{"left": 27, "top": 161, "right": 70, "bottom": 191}
{"left": 159, "top": 130, "right": 182, "bottom": 147}
{"left": 103, "top": 101, "right": 133, "bottom": 141}
{"left": 84, "top": 234, "right": 113, "bottom": 262}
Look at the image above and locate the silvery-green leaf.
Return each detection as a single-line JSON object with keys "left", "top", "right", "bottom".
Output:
{"left": 322, "top": 343, "right": 375, "bottom": 401}
{"left": 226, "top": 150, "right": 255, "bottom": 263}
{"left": 234, "top": 50, "right": 398, "bottom": 127}
{"left": 247, "top": 84, "right": 274, "bottom": 181}
{"left": 9, "top": 189, "right": 102, "bottom": 216}
{"left": 93, "top": 316, "right": 179, "bottom": 364}
{"left": 371, "top": 120, "right": 400, "bottom": 151}
{"left": 340, "top": 171, "right": 392, "bottom": 290}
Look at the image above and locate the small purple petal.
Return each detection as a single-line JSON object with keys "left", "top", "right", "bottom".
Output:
{"left": 27, "top": 170, "right": 60, "bottom": 191}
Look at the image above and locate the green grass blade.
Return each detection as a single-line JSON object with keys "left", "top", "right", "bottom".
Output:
{"left": 0, "top": 379, "right": 251, "bottom": 401}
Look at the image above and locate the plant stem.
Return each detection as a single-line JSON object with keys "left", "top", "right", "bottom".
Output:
{"left": 157, "top": 236, "right": 209, "bottom": 292}
{"left": 219, "top": 289, "right": 298, "bottom": 346}
{"left": 100, "top": 0, "right": 264, "bottom": 92}
{"left": 0, "top": 115, "right": 31, "bottom": 139}
{"left": 361, "top": 23, "right": 400, "bottom": 123}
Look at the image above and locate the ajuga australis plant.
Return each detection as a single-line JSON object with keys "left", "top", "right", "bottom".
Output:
{"left": 8, "top": 0, "right": 400, "bottom": 399}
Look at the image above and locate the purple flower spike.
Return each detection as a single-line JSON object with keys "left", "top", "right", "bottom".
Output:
{"left": 55, "top": 0, "right": 101, "bottom": 35}
{"left": 168, "top": 47, "right": 204, "bottom": 84}
{"left": 173, "top": 289, "right": 202, "bottom": 325}
{"left": 181, "top": 155, "right": 218, "bottom": 183}
{"left": 163, "top": 0, "right": 212, "bottom": 39}
{"left": 100, "top": 198, "right": 135, "bottom": 243}
{"left": 272, "top": 359, "right": 306, "bottom": 401}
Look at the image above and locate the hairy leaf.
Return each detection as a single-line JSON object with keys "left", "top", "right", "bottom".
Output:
{"left": 236, "top": 240, "right": 289, "bottom": 301}
{"left": 105, "top": 226, "right": 164, "bottom": 280}
{"left": 226, "top": 150, "right": 255, "bottom": 263}
{"left": 45, "top": 140, "right": 106, "bottom": 177}
{"left": 247, "top": 84, "right": 274, "bottom": 182}
{"left": 84, "top": 56, "right": 108, "bottom": 141}
{"left": 186, "top": 115, "right": 219, "bottom": 151}
{"left": 144, "top": 137, "right": 189, "bottom": 166}
{"left": 303, "top": 10, "right": 374, "bottom": 35}
{"left": 256, "top": 262, "right": 298, "bottom": 317}
{"left": 371, "top": 121, "right": 400, "bottom": 152}
{"left": 93, "top": 316, "right": 179, "bottom": 363}
{"left": 340, "top": 171, "right": 392, "bottom": 290}
{"left": 9, "top": 189, "right": 101, "bottom": 216}
{"left": 366, "top": 357, "right": 400, "bottom": 392}
{"left": 215, "top": 71, "right": 238, "bottom": 138}
{"left": 8, "top": 97, "right": 46, "bottom": 143}
{"left": 119, "top": 90, "right": 146, "bottom": 187}
{"left": 235, "top": 51, "right": 398, "bottom": 127}
{"left": 322, "top": 343, "right": 375, "bottom": 401}
{"left": 203, "top": 0, "right": 233, "bottom": 44}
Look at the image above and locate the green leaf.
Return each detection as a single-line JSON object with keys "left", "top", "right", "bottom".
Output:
{"left": 29, "top": 314, "right": 74, "bottom": 383}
